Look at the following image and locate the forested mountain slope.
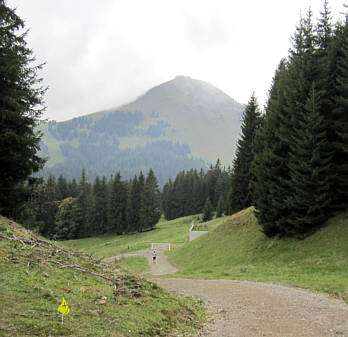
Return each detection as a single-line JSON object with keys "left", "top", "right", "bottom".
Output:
{"left": 38, "top": 76, "right": 243, "bottom": 184}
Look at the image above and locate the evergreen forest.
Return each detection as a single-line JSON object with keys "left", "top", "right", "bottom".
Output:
{"left": 24, "top": 161, "right": 230, "bottom": 240}
{"left": 227, "top": 2, "right": 348, "bottom": 237}
{"left": 25, "top": 169, "right": 161, "bottom": 240}
{"left": 161, "top": 160, "right": 230, "bottom": 221}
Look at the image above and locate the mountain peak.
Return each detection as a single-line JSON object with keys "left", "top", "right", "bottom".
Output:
{"left": 173, "top": 75, "right": 193, "bottom": 81}
{"left": 139, "top": 75, "right": 241, "bottom": 110}
{"left": 39, "top": 76, "right": 244, "bottom": 184}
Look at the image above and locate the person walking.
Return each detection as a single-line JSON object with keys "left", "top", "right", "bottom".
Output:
{"left": 152, "top": 250, "right": 157, "bottom": 264}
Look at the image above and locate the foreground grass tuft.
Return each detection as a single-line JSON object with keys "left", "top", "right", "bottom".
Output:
{"left": 0, "top": 216, "right": 206, "bottom": 336}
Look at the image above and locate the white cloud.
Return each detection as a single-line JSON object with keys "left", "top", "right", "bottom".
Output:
{"left": 7, "top": 0, "right": 346, "bottom": 121}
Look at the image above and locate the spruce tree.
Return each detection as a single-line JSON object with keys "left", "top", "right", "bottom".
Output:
{"left": 170, "top": 171, "right": 186, "bottom": 219}
{"left": 252, "top": 7, "right": 347, "bottom": 237}
{"left": 92, "top": 176, "right": 109, "bottom": 234}
{"left": 214, "top": 169, "right": 230, "bottom": 210}
{"left": 127, "top": 175, "right": 143, "bottom": 232}
{"left": 282, "top": 9, "right": 331, "bottom": 235}
{"left": 56, "top": 175, "right": 69, "bottom": 201}
{"left": 0, "top": 0, "right": 46, "bottom": 216}
{"left": 74, "top": 169, "right": 93, "bottom": 237}
{"left": 251, "top": 60, "right": 291, "bottom": 236}
{"left": 34, "top": 176, "right": 58, "bottom": 238}
{"left": 315, "top": 0, "right": 333, "bottom": 103}
{"left": 202, "top": 198, "right": 214, "bottom": 222}
{"left": 191, "top": 170, "right": 204, "bottom": 214}
{"left": 286, "top": 85, "right": 332, "bottom": 236}
{"left": 140, "top": 169, "right": 161, "bottom": 231}
{"left": 161, "top": 180, "right": 173, "bottom": 220}
{"left": 54, "top": 197, "right": 78, "bottom": 240}
{"left": 68, "top": 178, "right": 79, "bottom": 198}
{"left": 216, "top": 195, "right": 225, "bottom": 218}
{"left": 329, "top": 16, "right": 348, "bottom": 209}
{"left": 204, "top": 163, "right": 219, "bottom": 208}
{"left": 228, "top": 93, "right": 261, "bottom": 214}
{"left": 108, "top": 172, "right": 127, "bottom": 234}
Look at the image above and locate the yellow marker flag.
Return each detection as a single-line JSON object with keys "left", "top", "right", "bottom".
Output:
{"left": 58, "top": 297, "right": 70, "bottom": 316}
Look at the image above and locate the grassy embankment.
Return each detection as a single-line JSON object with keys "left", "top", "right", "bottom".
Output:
{"left": 0, "top": 216, "right": 206, "bottom": 337}
{"left": 60, "top": 208, "right": 348, "bottom": 303}
{"left": 168, "top": 207, "right": 348, "bottom": 303}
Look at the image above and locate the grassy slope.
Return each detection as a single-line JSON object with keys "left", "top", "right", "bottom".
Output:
{"left": 62, "top": 215, "right": 198, "bottom": 259}
{"left": 169, "top": 207, "right": 348, "bottom": 302}
{"left": 0, "top": 217, "right": 206, "bottom": 337}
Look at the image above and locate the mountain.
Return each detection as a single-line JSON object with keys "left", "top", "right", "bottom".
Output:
{"left": 38, "top": 76, "right": 244, "bottom": 184}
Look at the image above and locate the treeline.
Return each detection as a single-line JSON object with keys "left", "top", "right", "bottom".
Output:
{"left": 227, "top": 2, "right": 348, "bottom": 237}
{"left": 28, "top": 169, "right": 161, "bottom": 240}
{"left": 161, "top": 160, "right": 230, "bottom": 220}
{"left": 40, "top": 139, "right": 207, "bottom": 187}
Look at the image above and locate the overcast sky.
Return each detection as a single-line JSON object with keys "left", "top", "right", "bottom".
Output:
{"left": 7, "top": 0, "right": 347, "bottom": 121}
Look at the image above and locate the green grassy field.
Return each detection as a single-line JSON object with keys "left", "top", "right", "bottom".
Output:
{"left": 0, "top": 217, "right": 206, "bottom": 337}
{"left": 61, "top": 208, "right": 348, "bottom": 303}
{"left": 168, "top": 207, "right": 348, "bottom": 303}
{"left": 62, "top": 215, "right": 198, "bottom": 258}
{"left": 117, "top": 256, "right": 151, "bottom": 273}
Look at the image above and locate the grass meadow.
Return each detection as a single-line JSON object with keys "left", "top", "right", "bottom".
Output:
{"left": 61, "top": 208, "right": 348, "bottom": 303}
{"left": 62, "top": 215, "right": 199, "bottom": 258}
{"left": 168, "top": 207, "right": 348, "bottom": 303}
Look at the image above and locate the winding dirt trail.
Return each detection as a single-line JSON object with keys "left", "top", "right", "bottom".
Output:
{"left": 108, "top": 251, "right": 348, "bottom": 337}
{"left": 103, "top": 249, "right": 178, "bottom": 275}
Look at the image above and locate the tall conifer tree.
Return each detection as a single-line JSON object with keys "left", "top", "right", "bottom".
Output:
{"left": 108, "top": 172, "right": 128, "bottom": 234}
{"left": 127, "top": 174, "right": 144, "bottom": 232}
{"left": 228, "top": 93, "right": 261, "bottom": 214}
{"left": 74, "top": 169, "right": 92, "bottom": 237}
{"left": 251, "top": 60, "right": 291, "bottom": 236}
{"left": 92, "top": 176, "right": 109, "bottom": 234}
{"left": 140, "top": 169, "right": 161, "bottom": 231}
{"left": 329, "top": 15, "right": 348, "bottom": 208}
{"left": 0, "top": 0, "right": 46, "bottom": 216}
{"left": 54, "top": 197, "right": 77, "bottom": 240}
{"left": 252, "top": 6, "right": 347, "bottom": 237}
{"left": 286, "top": 85, "right": 332, "bottom": 235}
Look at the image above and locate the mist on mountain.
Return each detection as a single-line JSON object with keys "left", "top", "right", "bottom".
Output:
{"left": 39, "top": 76, "right": 244, "bottom": 184}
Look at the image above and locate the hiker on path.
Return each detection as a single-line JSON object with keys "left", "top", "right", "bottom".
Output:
{"left": 152, "top": 250, "right": 157, "bottom": 263}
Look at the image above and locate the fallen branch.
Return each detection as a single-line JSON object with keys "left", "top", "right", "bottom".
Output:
{"left": 0, "top": 233, "right": 94, "bottom": 260}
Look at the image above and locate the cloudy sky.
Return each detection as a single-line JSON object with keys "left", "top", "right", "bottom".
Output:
{"left": 7, "top": 0, "right": 346, "bottom": 121}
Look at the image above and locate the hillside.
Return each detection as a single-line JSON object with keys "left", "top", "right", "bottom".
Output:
{"left": 169, "top": 208, "right": 348, "bottom": 303}
{"left": 0, "top": 216, "right": 206, "bottom": 336}
{"left": 62, "top": 215, "right": 198, "bottom": 259}
{"left": 38, "top": 76, "right": 244, "bottom": 184}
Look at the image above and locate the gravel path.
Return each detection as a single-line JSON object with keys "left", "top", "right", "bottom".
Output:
{"left": 156, "top": 278, "right": 348, "bottom": 337}
{"left": 103, "top": 250, "right": 178, "bottom": 275}
{"left": 106, "top": 250, "right": 348, "bottom": 337}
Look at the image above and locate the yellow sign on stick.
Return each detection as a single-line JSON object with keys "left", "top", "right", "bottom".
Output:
{"left": 57, "top": 297, "right": 70, "bottom": 316}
